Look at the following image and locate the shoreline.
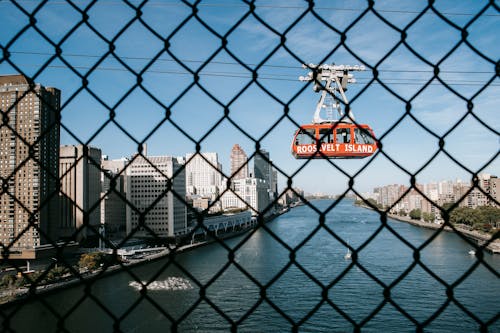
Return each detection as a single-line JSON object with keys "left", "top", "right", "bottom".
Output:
{"left": 355, "top": 203, "right": 500, "bottom": 254}
{"left": 0, "top": 209, "right": 287, "bottom": 306}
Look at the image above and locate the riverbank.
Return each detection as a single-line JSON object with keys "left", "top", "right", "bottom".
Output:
{"left": 354, "top": 203, "right": 500, "bottom": 254}
{"left": 387, "top": 214, "right": 500, "bottom": 254}
{"left": 0, "top": 228, "right": 252, "bottom": 305}
{"left": 0, "top": 208, "right": 291, "bottom": 306}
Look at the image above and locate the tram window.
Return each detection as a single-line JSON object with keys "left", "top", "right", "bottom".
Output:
{"left": 296, "top": 129, "right": 316, "bottom": 145}
{"left": 336, "top": 128, "right": 351, "bottom": 143}
{"left": 354, "top": 128, "right": 375, "bottom": 144}
{"left": 319, "top": 128, "right": 333, "bottom": 143}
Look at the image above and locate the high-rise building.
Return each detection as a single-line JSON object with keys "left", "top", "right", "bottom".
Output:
{"left": 101, "top": 157, "right": 128, "bottom": 238}
{"left": 0, "top": 74, "right": 60, "bottom": 259}
{"left": 125, "top": 155, "right": 187, "bottom": 238}
{"left": 59, "top": 145, "right": 102, "bottom": 242}
{"left": 230, "top": 144, "right": 248, "bottom": 180}
{"left": 254, "top": 149, "right": 278, "bottom": 206}
{"left": 254, "top": 150, "right": 271, "bottom": 185}
{"left": 280, "top": 187, "right": 304, "bottom": 206}
{"left": 424, "top": 182, "right": 439, "bottom": 201}
{"left": 185, "top": 152, "right": 223, "bottom": 198}
{"left": 467, "top": 174, "right": 495, "bottom": 208}
{"left": 491, "top": 177, "right": 500, "bottom": 207}
{"left": 272, "top": 169, "right": 278, "bottom": 196}
{"left": 377, "top": 184, "right": 407, "bottom": 209}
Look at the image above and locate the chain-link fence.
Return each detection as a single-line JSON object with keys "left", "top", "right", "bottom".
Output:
{"left": 0, "top": 0, "right": 499, "bottom": 331}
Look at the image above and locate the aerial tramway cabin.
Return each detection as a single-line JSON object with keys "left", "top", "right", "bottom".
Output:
{"left": 291, "top": 122, "right": 377, "bottom": 159}
{"left": 291, "top": 64, "right": 378, "bottom": 159}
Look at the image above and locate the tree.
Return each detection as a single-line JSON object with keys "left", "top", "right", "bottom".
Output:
{"left": 440, "top": 202, "right": 455, "bottom": 220}
{"left": 422, "top": 212, "right": 435, "bottom": 223}
{"left": 46, "top": 266, "right": 68, "bottom": 282}
{"left": 0, "top": 274, "right": 16, "bottom": 288}
{"left": 398, "top": 209, "right": 407, "bottom": 216}
{"left": 476, "top": 206, "right": 500, "bottom": 228}
{"left": 409, "top": 209, "right": 421, "bottom": 220}
{"left": 449, "top": 207, "right": 480, "bottom": 227}
{"left": 79, "top": 252, "right": 107, "bottom": 270}
{"left": 354, "top": 198, "right": 379, "bottom": 208}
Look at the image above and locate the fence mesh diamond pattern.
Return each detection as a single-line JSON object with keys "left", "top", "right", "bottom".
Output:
{"left": 0, "top": 0, "right": 499, "bottom": 332}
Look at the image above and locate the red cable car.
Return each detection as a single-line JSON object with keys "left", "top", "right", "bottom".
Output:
{"left": 291, "top": 64, "right": 378, "bottom": 159}
{"left": 291, "top": 122, "right": 377, "bottom": 159}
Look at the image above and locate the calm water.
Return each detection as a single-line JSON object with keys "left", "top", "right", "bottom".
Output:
{"left": 4, "top": 200, "right": 500, "bottom": 332}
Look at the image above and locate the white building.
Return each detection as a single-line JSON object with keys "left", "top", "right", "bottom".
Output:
{"left": 424, "top": 182, "right": 439, "bottom": 202}
{"left": 125, "top": 155, "right": 187, "bottom": 238}
{"left": 185, "top": 152, "right": 223, "bottom": 198}
{"left": 221, "top": 177, "right": 270, "bottom": 216}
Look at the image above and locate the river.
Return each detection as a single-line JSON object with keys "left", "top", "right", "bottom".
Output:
{"left": 3, "top": 199, "right": 499, "bottom": 332}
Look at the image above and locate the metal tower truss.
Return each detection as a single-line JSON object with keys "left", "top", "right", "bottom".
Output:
{"left": 299, "top": 64, "right": 365, "bottom": 124}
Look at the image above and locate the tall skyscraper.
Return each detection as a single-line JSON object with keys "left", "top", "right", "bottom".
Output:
{"left": 254, "top": 149, "right": 278, "bottom": 203}
{"left": 230, "top": 144, "right": 248, "bottom": 180}
{"left": 0, "top": 74, "right": 60, "bottom": 259}
{"left": 254, "top": 150, "right": 271, "bottom": 185}
{"left": 185, "top": 152, "right": 223, "bottom": 198}
{"left": 125, "top": 155, "right": 187, "bottom": 238}
{"left": 59, "top": 145, "right": 102, "bottom": 243}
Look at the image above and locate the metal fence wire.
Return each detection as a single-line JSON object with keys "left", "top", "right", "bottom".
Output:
{"left": 0, "top": 0, "right": 499, "bottom": 332}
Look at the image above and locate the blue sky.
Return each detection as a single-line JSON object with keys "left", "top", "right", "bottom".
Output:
{"left": 1, "top": 0, "right": 498, "bottom": 195}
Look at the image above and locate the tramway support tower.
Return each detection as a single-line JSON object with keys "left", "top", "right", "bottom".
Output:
{"left": 299, "top": 64, "right": 365, "bottom": 124}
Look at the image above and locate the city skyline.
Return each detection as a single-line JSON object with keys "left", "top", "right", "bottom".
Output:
{"left": 0, "top": 0, "right": 497, "bottom": 194}
{"left": 361, "top": 172, "right": 499, "bottom": 215}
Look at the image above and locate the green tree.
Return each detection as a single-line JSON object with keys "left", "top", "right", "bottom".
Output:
{"left": 409, "top": 209, "right": 422, "bottom": 220}
{"left": 79, "top": 252, "right": 107, "bottom": 270}
{"left": 0, "top": 274, "right": 16, "bottom": 288}
{"left": 477, "top": 206, "right": 500, "bottom": 227}
{"left": 398, "top": 209, "right": 407, "bottom": 216}
{"left": 46, "top": 266, "right": 67, "bottom": 282}
{"left": 422, "top": 212, "right": 435, "bottom": 223}
{"left": 440, "top": 202, "right": 455, "bottom": 220}
{"left": 449, "top": 207, "right": 480, "bottom": 227}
